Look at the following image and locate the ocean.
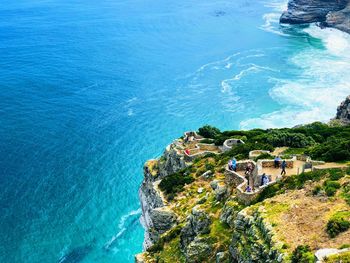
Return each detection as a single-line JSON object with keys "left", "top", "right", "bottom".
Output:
{"left": 0, "top": 0, "right": 349, "bottom": 262}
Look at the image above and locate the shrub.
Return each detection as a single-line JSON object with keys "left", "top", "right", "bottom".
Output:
{"left": 326, "top": 212, "right": 350, "bottom": 238}
{"left": 198, "top": 125, "right": 221, "bottom": 139}
{"left": 205, "top": 163, "right": 215, "bottom": 171}
{"left": 260, "top": 130, "right": 316, "bottom": 148}
{"left": 200, "top": 138, "right": 214, "bottom": 144}
{"left": 308, "top": 137, "right": 350, "bottom": 162}
{"left": 324, "top": 180, "right": 341, "bottom": 197}
{"left": 325, "top": 187, "right": 337, "bottom": 197}
{"left": 329, "top": 169, "right": 345, "bottom": 181}
{"left": 312, "top": 185, "right": 322, "bottom": 196}
{"left": 291, "top": 245, "right": 315, "bottom": 263}
{"left": 159, "top": 171, "right": 194, "bottom": 198}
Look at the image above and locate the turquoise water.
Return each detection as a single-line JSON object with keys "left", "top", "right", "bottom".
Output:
{"left": 1, "top": 0, "right": 350, "bottom": 262}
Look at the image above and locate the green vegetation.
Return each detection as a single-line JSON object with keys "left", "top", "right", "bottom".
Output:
{"left": 147, "top": 225, "right": 183, "bottom": 253}
{"left": 324, "top": 251, "right": 350, "bottom": 263}
{"left": 159, "top": 169, "right": 194, "bottom": 200}
{"left": 257, "top": 168, "right": 349, "bottom": 202}
{"left": 326, "top": 211, "right": 350, "bottom": 238}
{"left": 198, "top": 125, "right": 221, "bottom": 139}
{"left": 282, "top": 147, "right": 307, "bottom": 155}
{"left": 200, "top": 138, "right": 214, "bottom": 144}
{"left": 341, "top": 182, "right": 350, "bottom": 206}
{"left": 323, "top": 180, "right": 341, "bottom": 197}
{"left": 197, "top": 122, "right": 350, "bottom": 162}
{"left": 291, "top": 245, "right": 315, "bottom": 263}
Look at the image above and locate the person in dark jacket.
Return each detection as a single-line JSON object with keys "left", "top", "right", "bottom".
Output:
{"left": 281, "top": 160, "right": 287, "bottom": 176}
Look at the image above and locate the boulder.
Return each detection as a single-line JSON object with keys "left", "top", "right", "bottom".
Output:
{"left": 150, "top": 207, "right": 177, "bottom": 234}
{"left": 186, "top": 237, "right": 212, "bottom": 263}
{"left": 215, "top": 184, "right": 228, "bottom": 201}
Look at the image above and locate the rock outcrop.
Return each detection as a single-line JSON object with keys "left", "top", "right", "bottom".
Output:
{"left": 280, "top": 0, "right": 350, "bottom": 34}
{"left": 230, "top": 209, "right": 285, "bottom": 263}
{"left": 180, "top": 206, "right": 211, "bottom": 250}
{"left": 335, "top": 95, "right": 350, "bottom": 124}
{"left": 139, "top": 144, "right": 185, "bottom": 249}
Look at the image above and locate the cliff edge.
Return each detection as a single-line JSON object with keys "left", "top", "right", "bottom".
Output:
{"left": 280, "top": 0, "right": 350, "bottom": 34}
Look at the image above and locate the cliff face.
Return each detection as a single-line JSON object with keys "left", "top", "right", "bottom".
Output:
{"left": 280, "top": 0, "right": 350, "bottom": 34}
{"left": 139, "top": 144, "right": 186, "bottom": 249}
{"left": 335, "top": 95, "right": 350, "bottom": 124}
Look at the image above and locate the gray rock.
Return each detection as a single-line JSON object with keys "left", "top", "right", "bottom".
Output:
{"left": 335, "top": 95, "right": 350, "bottom": 124}
{"left": 220, "top": 199, "right": 240, "bottom": 228}
{"left": 180, "top": 206, "right": 211, "bottom": 250}
{"left": 210, "top": 180, "right": 219, "bottom": 190}
{"left": 150, "top": 208, "right": 177, "bottom": 234}
{"left": 280, "top": 0, "right": 350, "bottom": 34}
{"left": 186, "top": 237, "right": 212, "bottom": 263}
{"left": 215, "top": 184, "right": 228, "bottom": 201}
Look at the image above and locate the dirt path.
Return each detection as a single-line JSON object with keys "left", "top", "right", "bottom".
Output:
{"left": 271, "top": 147, "right": 288, "bottom": 156}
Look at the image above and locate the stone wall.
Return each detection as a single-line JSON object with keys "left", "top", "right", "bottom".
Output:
{"left": 222, "top": 138, "right": 245, "bottom": 152}
{"left": 260, "top": 159, "right": 293, "bottom": 168}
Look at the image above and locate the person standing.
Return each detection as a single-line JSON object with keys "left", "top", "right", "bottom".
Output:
{"left": 232, "top": 157, "right": 237, "bottom": 172}
{"left": 281, "top": 160, "right": 287, "bottom": 176}
{"left": 274, "top": 156, "right": 281, "bottom": 168}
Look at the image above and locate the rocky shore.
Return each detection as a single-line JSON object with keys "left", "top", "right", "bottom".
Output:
{"left": 280, "top": 0, "right": 350, "bottom": 34}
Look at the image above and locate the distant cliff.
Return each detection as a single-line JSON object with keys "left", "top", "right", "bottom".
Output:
{"left": 280, "top": 0, "right": 350, "bottom": 34}
{"left": 335, "top": 95, "right": 350, "bottom": 124}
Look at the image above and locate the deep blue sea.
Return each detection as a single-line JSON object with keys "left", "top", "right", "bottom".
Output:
{"left": 1, "top": 0, "right": 350, "bottom": 262}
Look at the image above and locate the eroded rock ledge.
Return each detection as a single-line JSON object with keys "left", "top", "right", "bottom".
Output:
{"left": 280, "top": 0, "right": 350, "bottom": 34}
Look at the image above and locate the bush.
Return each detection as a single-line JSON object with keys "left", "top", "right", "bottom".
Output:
{"left": 326, "top": 212, "right": 350, "bottom": 238}
{"left": 200, "top": 138, "right": 214, "bottom": 144}
{"left": 159, "top": 171, "right": 194, "bottom": 198}
{"left": 205, "top": 162, "right": 215, "bottom": 171}
{"left": 308, "top": 137, "right": 350, "bottom": 162}
{"left": 260, "top": 130, "right": 316, "bottom": 148}
{"left": 329, "top": 169, "right": 345, "bottom": 181}
{"left": 312, "top": 185, "right": 322, "bottom": 196}
{"left": 198, "top": 125, "right": 221, "bottom": 139}
{"left": 324, "top": 180, "right": 341, "bottom": 197}
{"left": 291, "top": 245, "right": 315, "bottom": 263}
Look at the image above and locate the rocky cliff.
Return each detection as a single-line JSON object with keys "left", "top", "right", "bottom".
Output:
{"left": 139, "top": 144, "right": 186, "bottom": 249}
{"left": 280, "top": 0, "right": 350, "bottom": 34}
{"left": 136, "top": 119, "right": 350, "bottom": 262}
{"left": 335, "top": 95, "right": 350, "bottom": 124}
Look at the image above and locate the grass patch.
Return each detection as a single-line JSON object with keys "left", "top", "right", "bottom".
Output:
{"left": 324, "top": 251, "right": 350, "bottom": 263}
{"left": 283, "top": 147, "right": 307, "bottom": 155}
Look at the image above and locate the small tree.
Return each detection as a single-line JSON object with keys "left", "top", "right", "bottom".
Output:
{"left": 198, "top": 125, "right": 221, "bottom": 139}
